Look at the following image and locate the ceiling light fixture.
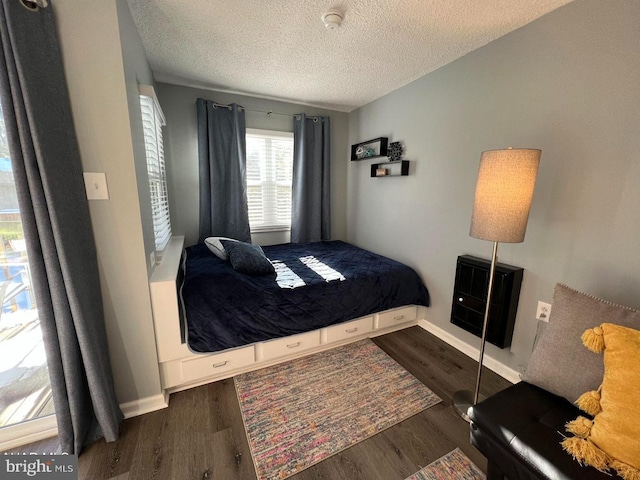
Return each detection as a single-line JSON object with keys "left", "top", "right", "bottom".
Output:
{"left": 321, "top": 11, "right": 343, "bottom": 30}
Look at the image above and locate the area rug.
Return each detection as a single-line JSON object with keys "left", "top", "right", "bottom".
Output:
{"left": 234, "top": 338, "right": 442, "bottom": 480}
{"left": 405, "top": 448, "right": 486, "bottom": 480}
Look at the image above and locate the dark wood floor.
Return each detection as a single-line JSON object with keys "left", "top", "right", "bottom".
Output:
{"left": 9, "top": 326, "right": 511, "bottom": 480}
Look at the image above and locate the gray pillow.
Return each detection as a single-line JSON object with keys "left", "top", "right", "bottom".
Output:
{"left": 524, "top": 283, "right": 640, "bottom": 403}
{"left": 204, "top": 236, "right": 238, "bottom": 261}
{"left": 220, "top": 240, "right": 275, "bottom": 275}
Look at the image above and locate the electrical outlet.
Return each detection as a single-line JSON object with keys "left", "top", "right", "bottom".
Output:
{"left": 536, "top": 301, "right": 552, "bottom": 322}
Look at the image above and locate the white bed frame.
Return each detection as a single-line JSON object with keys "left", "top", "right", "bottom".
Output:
{"left": 149, "top": 236, "right": 423, "bottom": 394}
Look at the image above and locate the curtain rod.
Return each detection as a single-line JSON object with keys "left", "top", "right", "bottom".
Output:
{"left": 209, "top": 102, "right": 320, "bottom": 121}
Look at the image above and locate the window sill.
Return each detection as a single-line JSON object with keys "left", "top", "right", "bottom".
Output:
{"left": 250, "top": 226, "right": 291, "bottom": 234}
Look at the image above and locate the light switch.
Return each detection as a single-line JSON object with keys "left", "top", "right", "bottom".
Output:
{"left": 83, "top": 172, "right": 109, "bottom": 200}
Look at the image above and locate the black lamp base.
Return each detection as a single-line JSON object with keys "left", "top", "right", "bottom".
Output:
{"left": 452, "top": 389, "right": 474, "bottom": 423}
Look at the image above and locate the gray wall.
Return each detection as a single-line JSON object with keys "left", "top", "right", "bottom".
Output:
{"left": 55, "top": 0, "right": 162, "bottom": 404}
{"left": 155, "top": 83, "right": 349, "bottom": 247}
{"left": 116, "top": 0, "right": 158, "bottom": 274}
{"left": 347, "top": 0, "right": 640, "bottom": 374}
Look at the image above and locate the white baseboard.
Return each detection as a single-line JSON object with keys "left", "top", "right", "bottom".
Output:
{"left": 119, "top": 391, "right": 169, "bottom": 419}
{"left": 0, "top": 415, "right": 58, "bottom": 452}
{"left": 418, "top": 319, "right": 521, "bottom": 384}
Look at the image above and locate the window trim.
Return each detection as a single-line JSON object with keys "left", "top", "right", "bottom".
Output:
{"left": 246, "top": 128, "right": 294, "bottom": 140}
{"left": 245, "top": 128, "right": 294, "bottom": 233}
{"left": 250, "top": 225, "right": 292, "bottom": 234}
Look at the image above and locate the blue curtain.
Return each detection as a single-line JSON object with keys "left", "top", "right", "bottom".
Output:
{"left": 0, "top": 0, "right": 122, "bottom": 454}
{"left": 291, "top": 114, "right": 331, "bottom": 243}
{"left": 197, "top": 99, "right": 251, "bottom": 243}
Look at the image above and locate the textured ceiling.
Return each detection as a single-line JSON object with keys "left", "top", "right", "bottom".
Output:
{"left": 127, "top": 0, "right": 574, "bottom": 112}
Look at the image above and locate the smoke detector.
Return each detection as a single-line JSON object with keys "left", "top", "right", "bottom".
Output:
{"left": 321, "top": 11, "right": 343, "bottom": 30}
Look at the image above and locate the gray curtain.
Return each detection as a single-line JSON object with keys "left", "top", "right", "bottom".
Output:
{"left": 291, "top": 114, "right": 331, "bottom": 243}
{"left": 197, "top": 98, "right": 251, "bottom": 243}
{"left": 0, "top": 0, "right": 122, "bottom": 454}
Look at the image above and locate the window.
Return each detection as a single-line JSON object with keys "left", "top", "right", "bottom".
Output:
{"left": 0, "top": 101, "right": 53, "bottom": 431}
{"left": 139, "top": 85, "right": 171, "bottom": 255}
{"left": 246, "top": 129, "right": 294, "bottom": 232}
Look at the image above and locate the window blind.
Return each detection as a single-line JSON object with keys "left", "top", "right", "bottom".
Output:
{"left": 139, "top": 87, "right": 171, "bottom": 254}
{"left": 246, "top": 129, "right": 294, "bottom": 231}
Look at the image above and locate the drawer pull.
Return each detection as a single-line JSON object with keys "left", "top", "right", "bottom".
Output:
{"left": 394, "top": 315, "right": 405, "bottom": 321}
{"left": 345, "top": 327, "right": 358, "bottom": 333}
{"left": 212, "top": 361, "right": 228, "bottom": 368}
{"left": 286, "top": 342, "right": 301, "bottom": 349}
{"left": 458, "top": 297, "right": 464, "bottom": 302}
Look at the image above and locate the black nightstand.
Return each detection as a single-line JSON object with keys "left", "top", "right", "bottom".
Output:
{"left": 450, "top": 255, "right": 523, "bottom": 349}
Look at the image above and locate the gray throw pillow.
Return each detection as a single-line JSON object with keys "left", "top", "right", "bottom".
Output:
{"left": 524, "top": 283, "right": 640, "bottom": 403}
{"left": 220, "top": 240, "right": 275, "bottom": 275}
{"left": 204, "top": 236, "right": 238, "bottom": 260}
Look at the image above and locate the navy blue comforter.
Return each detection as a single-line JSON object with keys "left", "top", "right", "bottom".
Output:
{"left": 182, "top": 240, "right": 430, "bottom": 353}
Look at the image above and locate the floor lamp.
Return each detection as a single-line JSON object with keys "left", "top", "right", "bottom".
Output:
{"left": 453, "top": 147, "right": 541, "bottom": 422}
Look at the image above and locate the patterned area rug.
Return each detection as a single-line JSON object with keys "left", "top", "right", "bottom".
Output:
{"left": 234, "top": 339, "right": 442, "bottom": 480}
{"left": 405, "top": 448, "right": 486, "bottom": 480}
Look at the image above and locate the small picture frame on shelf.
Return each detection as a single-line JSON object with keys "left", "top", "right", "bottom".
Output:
{"left": 351, "top": 137, "right": 388, "bottom": 161}
{"left": 370, "top": 160, "right": 410, "bottom": 177}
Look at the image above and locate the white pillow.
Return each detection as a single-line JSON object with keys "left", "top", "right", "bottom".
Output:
{"left": 204, "top": 236, "right": 239, "bottom": 261}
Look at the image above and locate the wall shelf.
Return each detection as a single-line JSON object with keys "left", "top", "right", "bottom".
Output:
{"left": 450, "top": 255, "right": 523, "bottom": 349}
{"left": 351, "top": 137, "right": 388, "bottom": 161}
{"left": 370, "top": 160, "right": 409, "bottom": 177}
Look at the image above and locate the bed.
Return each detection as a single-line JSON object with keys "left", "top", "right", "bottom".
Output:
{"left": 182, "top": 240, "right": 430, "bottom": 353}
{"left": 149, "top": 237, "right": 430, "bottom": 392}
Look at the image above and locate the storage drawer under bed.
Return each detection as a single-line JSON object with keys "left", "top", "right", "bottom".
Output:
{"left": 159, "top": 305, "right": 421, "bottom": 391}
{"left": 180, "top": 345, "right": 255, "bottom": 384}
{"left": 259, "top": 330, "right": 321, "bottom": 361}
{"left": 376, "top": 306, "right": 417, "bottom": 330}
{"left": 325, "top": 316, "right": 374, "bottom": 343}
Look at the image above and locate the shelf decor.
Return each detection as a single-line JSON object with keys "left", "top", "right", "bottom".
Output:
{"left": 387, "top": 141, "right": 402, "bottom": 161}
{"left": 351, "top": 137, "right": 388, "bottom": 161}
{"left": 370, "top": 160, "right": 409, "bottom": 177}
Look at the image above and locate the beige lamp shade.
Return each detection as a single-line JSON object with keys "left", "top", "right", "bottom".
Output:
{"left": 470, "top": 148, "right": 541, "bottom": 243}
